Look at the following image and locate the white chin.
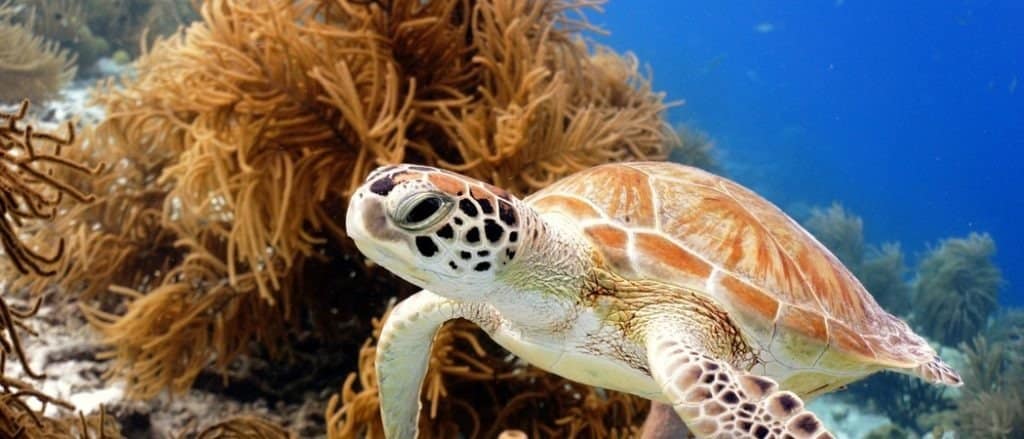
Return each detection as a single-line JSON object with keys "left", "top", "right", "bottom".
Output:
{"left": 361, "top": 245, "right": 432, "bottom": 287}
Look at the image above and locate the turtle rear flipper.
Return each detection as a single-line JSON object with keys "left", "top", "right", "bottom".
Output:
{"left": 903, "top": 356, "right": 963, "bottom": 386}
{"left": 645, "top": 325, "right": 835, "bottom": 439}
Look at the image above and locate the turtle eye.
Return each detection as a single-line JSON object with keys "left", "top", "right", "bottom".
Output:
{"left": 393, "top": 192, "right": 452, "bottom": 231}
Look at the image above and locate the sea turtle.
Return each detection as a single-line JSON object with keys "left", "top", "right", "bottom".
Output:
{"left": 346, "top": 162, "right": 962, "bottom": 439}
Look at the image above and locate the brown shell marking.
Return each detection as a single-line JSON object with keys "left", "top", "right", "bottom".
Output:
{"left": 526, "top": 162, "right": 933, "bottom": 368}
{"left": 633, "top": 232, "right": 713, "bottom": 281}
{"left": 537, "top": 165, "right": 656, "bottom": 227}
{"left": 584, "top": 224, "right": 636, "bottom": 278}
{"left": 530, "top": 194, "right": 603, "bottom": 220}
{"left": 717, "top": 275, "right": 779, "bottom": 330}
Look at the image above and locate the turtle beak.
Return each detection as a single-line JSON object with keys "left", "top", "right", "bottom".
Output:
{"left": 345, "top": 191, "right": 371, "bottom": 244}
{"left": 347, "top": 189, "right": 431, "bottom": 284}
{"left": 347, "top": 190, "right": 401, "bottom": 245}
{"left": 348, "top": 181, "right": 448, "bottom": 286}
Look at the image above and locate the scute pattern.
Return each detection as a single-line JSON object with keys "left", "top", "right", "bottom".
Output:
{"left": 526, "top": 162, "right": 935, "bottom": 368}
{"left": 542, "top": 165, "right": 657, "bottom": 227}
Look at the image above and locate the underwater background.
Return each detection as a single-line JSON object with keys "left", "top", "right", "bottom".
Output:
{"left": 591, "top": 0, "right": 1023, "bottom": 308}
{"left": 0, "top": 0, "right": 1021, "bottom": 438}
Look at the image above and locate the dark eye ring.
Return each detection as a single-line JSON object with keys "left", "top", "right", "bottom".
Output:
{"left": 393, "top": 192, "right": 452, "bottom": 231}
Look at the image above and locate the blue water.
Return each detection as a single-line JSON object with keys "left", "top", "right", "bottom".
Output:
{"left": 589, "top": 1, "right": 1023, "bottom": 306}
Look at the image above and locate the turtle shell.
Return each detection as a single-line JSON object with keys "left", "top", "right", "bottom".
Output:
{"left": 525, "top": 162, "right": 934, "bottom": 370}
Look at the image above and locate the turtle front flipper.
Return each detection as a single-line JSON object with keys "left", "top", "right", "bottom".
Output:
{"left": 377, "top": 290, "right": 464, "bottom": 439}
{"left": 645, "top": 327, "right": 834, "bottom": 439}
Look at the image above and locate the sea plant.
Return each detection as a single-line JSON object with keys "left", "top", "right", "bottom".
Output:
{"left": 0, "top": 100, "right": 98, "bottom": 274}
{"left": 955, "top": 336, "right": 1024, "bottom": 437}
{"left": 858, "top": 243, "right": 913, "bottom": 316}
{"left": 842, "top": 371, "right": 954, "bottom": 434}
{"left": 13, "top": 0, "right": 195, "bottom": 69}
{"left": 194, "top": 415, "right": 293, "bottom": 438}
{"left": 987, "top": 308, "right": 1024, "bottom": 350}
{"left": 0, "top": 100, "right": 116, "bottom": 438}
{"left": 670, "top": 123, "right": 719, "bottom": 172}
{"left": 803, "top": 202, "right": 865, "bottom": 269}
{"left": 914, "top": 233, "right": 1002, "bottom": 346}
{"left": 957, "top": 391, "right": 1024, "bottom": 438}
{"left": 0, "top": 2, "right": 76, "bottom": 103}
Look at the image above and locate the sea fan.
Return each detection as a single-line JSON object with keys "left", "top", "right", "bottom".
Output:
{"left": 914, "top": 233, "right": 1002, "bottom": 346}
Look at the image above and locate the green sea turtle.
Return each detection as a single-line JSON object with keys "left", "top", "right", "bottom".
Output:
{"left": 346, "top": 162, "right": 962, "bottom": 438}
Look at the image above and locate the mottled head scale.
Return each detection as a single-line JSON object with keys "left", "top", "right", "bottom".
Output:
{"left": 347, "top": 164, "right": 524, "bottom": 299}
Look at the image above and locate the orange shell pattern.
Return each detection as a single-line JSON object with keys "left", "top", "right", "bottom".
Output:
{"left": 525, "top": 162, "right": 934, "bottom": 369}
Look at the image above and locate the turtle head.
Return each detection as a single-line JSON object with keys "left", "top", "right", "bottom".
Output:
{"left": 347, "top": 164, "right": 524, "bottom": 301}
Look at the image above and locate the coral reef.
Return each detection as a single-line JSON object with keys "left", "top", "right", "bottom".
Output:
{"left": 803, "top": 202, "right": 865, "bottom": 269}
{"left": 0, "top": 3, "right": 76, "bottom": 103}
{"left": 842, "top": 371, "right": 954, "bottom": 434}
{"left": 957, "top": 391, "right": 1024, "bottom": 438}
{"left": 11, "top": 0, "right": 674, "bottom": 435}
{"left": 0, "top": 100, "right": 98, "bottom": 275}
{"left": 914, "top": 233, "right": 1002, "bottom": 346}
{"left": 955, "top": 336, "right": 1024, "bottom": 437}
{"left": 0, "top": 100, "right": 115, "bottom": 438}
